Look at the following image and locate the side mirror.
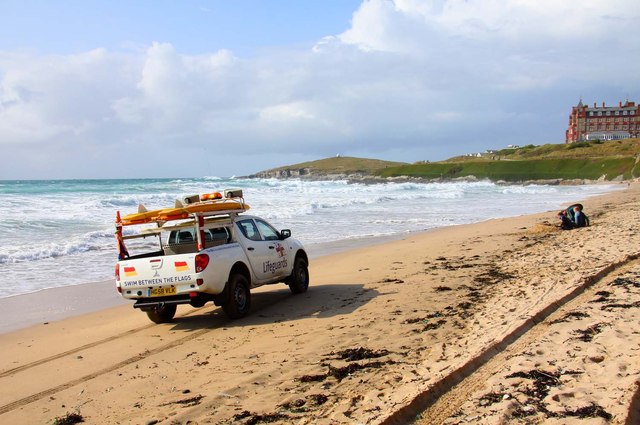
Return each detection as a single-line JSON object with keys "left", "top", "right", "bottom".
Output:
{"left": 280, "top": 229, "right": 291, "bottom": 239}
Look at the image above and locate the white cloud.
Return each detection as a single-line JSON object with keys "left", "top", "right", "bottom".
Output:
{"left": 0, "top": 48, "right": 133, "bottom": 145}
{"left": 0, "top": 0, "right": 639, "bottom": 178}
{"left": 112, "top": 42, "right": 242, "bottom": 133}
{"left": 259, "top": 102, "right": 316, "bottom": 122}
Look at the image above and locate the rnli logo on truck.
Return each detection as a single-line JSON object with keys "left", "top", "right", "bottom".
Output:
{"left": 263, "top": 243, "right": 287, "bottom": 274}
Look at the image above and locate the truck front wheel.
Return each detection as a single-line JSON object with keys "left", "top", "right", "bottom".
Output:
{"left": 222, "top": 274, "right": 251, "bottom": 319}
{"left": 145, "top": 304, "right": 177, "bottom": 324}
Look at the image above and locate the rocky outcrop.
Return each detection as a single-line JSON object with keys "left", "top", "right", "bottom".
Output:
{"left": 249, "top": 168, "right": 312, "bottom": 179}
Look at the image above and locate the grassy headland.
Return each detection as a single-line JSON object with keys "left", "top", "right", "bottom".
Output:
{"left": 378, "top": 157, "right": 636, "bottom": 181}
{"left": 251, "top": 138, "right": 640, "bottom": 182}
{"left": 250, "top": 156, "right": 406, "bottom": 178}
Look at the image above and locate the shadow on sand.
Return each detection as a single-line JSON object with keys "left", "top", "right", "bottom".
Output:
{"left": 167, "top": 282, "right": 378, "bottom": 332}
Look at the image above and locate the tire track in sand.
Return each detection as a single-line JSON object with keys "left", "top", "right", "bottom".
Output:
{"left": 0, "top": 325, "right": 155, "bottom": 379}
{"left": 0, "top": 308, "right": 205, "bottom": 379}
{"left": 378, "top": 253, "right": 639, "bottom": 425}
{"left": 0, "top": 289, "right": 296, "bottom": 415}
{"left": 0, "top": 325, "right": 212, "bottom": 415}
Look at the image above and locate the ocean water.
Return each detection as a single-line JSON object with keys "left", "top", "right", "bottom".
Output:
{"left": 0, "top": 177, "right": 620, "bottom": 298}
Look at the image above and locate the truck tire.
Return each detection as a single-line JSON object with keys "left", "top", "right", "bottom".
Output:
{"left": 222, "top": 273, "right": 251, "bottom": 319}
{"left": 145, "top": 304, "right": 177, "bottom": 324}
{"left": 287, "top": 256, "right": 309, "bottom": 294}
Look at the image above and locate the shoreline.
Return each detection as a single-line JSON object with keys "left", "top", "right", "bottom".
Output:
{"left": 0, "top": 279, "right": 127, "bottom": 334}
{"left": 245, "top": 172, "right": 634, "bottom": 187}
{"left": 0, "top": 229, "right": 432, "bottom": 335}
{"left": 1, "top": 178, "right": 624, "bottom": 303}
{"left": 0, "top": 212, "right": 577, "bottom": 336}
{"left": 0, "top": 182, "right": 624, "bottom": 335}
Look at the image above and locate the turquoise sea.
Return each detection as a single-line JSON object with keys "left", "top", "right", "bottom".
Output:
{"left": 0, "top": 177, "right": 620, "bottom": 298}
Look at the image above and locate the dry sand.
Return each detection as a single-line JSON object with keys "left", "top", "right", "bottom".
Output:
{"left": 0, "top": 183, "right": 639, "bottom": 425}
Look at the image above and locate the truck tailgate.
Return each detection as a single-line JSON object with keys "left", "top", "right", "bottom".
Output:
{"left": 118, "top": 254, "right": 197, "bottom": 294}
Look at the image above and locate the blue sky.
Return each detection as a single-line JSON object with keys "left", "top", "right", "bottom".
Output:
{"left": 1, "top": 1, "right": 362, "bottom": 55}
{"left": 1, "top": 0, "right": 639, "bottom": 179}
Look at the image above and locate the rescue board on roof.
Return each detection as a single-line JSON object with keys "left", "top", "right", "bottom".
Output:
{"left": 120, "top": 190, "right": 249, "bottom": 225}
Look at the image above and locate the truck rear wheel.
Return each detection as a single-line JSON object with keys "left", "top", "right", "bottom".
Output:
{"left": 222, "top": 273, "right": 251, "bottom": 319}
{"left": 145, "top": 304, "right": 177, "bottom": 324}
{"left": 287, "top": 256, "right": 309, "bottom": 294}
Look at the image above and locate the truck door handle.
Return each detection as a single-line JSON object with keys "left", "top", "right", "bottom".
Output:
{"left": 268, "top": 246, "right": 275, "bottom": 249}
{"left": 247, "top": 247, "right": 254, "bottom": 251}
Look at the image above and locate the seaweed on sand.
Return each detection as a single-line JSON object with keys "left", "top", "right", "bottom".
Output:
{"left": 51, "top": 412, "right": 84, "bottom": 425}
{"left": 550, "top": 311, "right": 590, "bottom": 324}
{"left": 298, "top": 360, "right": 395, "bottom": 383}
{"left": 232, "top": 411, "right": 290, "bottom": 425}
{"left": 278, "top": 394, "right": 329, "bottom": 413}
{"left": 328, "top": 347, "right": 390, "bottom": 361}
{"left": 611, "top": 276, "right": 640, "bottom": 289}
{"left": 573, "top": 323, "right": 605, "bottom": 342}
{"left": 477, "top": 391, "right": 507, "bottom": 407}
{"left": 506, "top": 369, "right": 560, "bottom": 400}
{"left": 561, "top": 403, "right": 612, "bottom": 420}
{"left": 474, "top": 267, "right": 515, "bottom": 285}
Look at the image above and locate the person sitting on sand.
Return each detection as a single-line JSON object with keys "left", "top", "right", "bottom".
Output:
{"left": 559, "top": 204, "right": 590, "bottom": 230}
{"left": 558, "top": 210, "right": 575, "bottom": 230}
{"left": 573, "top": 205, "right": 589, "bottom": 228}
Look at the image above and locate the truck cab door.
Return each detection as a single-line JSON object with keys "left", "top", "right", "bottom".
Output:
{"left": 236, "top": 218, "right": 291, "bottom": 282}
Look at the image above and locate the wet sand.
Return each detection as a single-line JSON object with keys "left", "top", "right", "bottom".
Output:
{"left": 0, "top": 183, "right": 638, "bottom": 424}
{"left": 0, "top": 280, "right": 127, "bottom": 334}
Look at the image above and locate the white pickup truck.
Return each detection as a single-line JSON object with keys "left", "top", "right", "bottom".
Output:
{"left": 114, "top": 190, "right": 309, "bottom": 323}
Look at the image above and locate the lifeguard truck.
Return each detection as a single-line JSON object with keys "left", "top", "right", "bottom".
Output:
{"left": 114, "top": 189, "right": 309, "bottom": 323}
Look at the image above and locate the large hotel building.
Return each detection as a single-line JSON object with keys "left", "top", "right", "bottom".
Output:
{"left": 566, "top": 99, "right": 639, "bottom": 143}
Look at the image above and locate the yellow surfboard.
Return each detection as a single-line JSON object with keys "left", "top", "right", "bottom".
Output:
{"left": 121, "top": 200, "right": 250, "bottom": 225}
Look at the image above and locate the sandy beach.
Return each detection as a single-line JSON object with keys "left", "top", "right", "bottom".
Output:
{"left": 0, "top": 183, "right": 639, "bottom": 424}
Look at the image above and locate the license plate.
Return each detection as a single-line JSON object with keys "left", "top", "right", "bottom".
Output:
{"left": 149, "top": 286, "right": 177, "bottom": 297}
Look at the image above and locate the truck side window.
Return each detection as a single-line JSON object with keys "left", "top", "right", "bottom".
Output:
{"left": 168, "top": 229, "right": 196, "bottom": 244}
{"left": 177, "top": 230, "right": 194, "bottom": 243}
{"left": 237, "top": 220, "right": 261, "bottom": 241}
{"left": 210, "top": 227, "right": 230, "bottom": 243}
{"left": 255, "top": 219, "right": 280, "bottom": 241}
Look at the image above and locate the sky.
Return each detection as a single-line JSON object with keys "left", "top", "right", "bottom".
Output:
{"left": 0, "top": 0, "right": 639, "bottom": 179}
